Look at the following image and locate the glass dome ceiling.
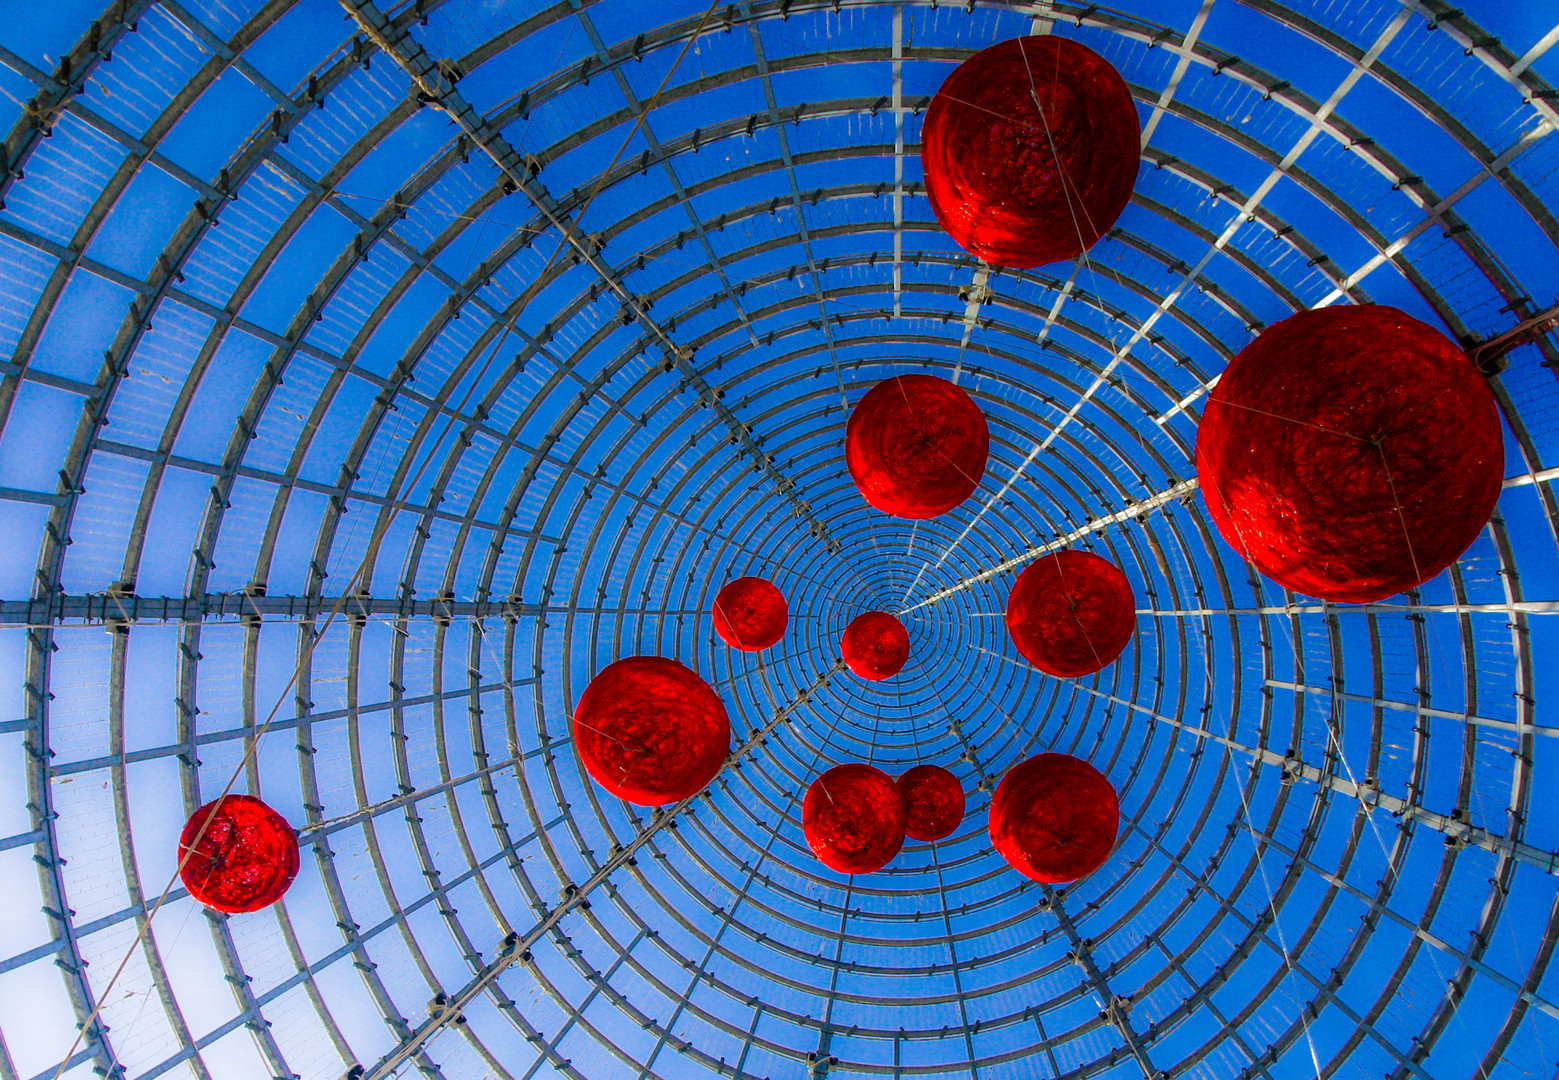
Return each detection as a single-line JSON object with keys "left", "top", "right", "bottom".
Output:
{"left": 0, "top": 1, "right": 1556, "bottom": 1078}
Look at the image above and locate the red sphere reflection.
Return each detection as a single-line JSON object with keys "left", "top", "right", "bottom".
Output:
{"left": 841, "top": 611, "right": 910, "bottom": 680}
{"left": 898, "top": 764, "right": 966, "bottom": 842}
{"left": 179, "top": 794, "right": 300, "bottom": 913}
{"left": 712, "top": 576, "right": 788, "bottom": 651}
{"left": 989, "top": 753, "right": 1118, "bottom": 883}
{"left": 574, "top": 656, "right": 730, "bottom": 805}
{"left": 1006, "top": 550, "right": 1135, "bottom": 677}
{"left": 1197, "top": 305, "right": 1503, "bottom": 603}
{"left": 923, "top": 36, "right": 1140, "bottom": 268}
{"left": 804, "top": 763, "right": 907, "bottom": 874}
{"left": 846, "top": 375, "right": 990, "bottom": 519}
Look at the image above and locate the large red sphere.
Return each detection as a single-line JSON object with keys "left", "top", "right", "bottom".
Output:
{"left": 803, "top": 763, "right": 907, "bottom": 874}
{"left": 989, "top": 753, "right": 1118, "bottom": 883}
{"left": 898, "top": 764, "right": 966, "bottom": 842}
{"left": 846, "top": 375, "right": 990, "bottom": 519}
{"left": 574, "top": 656, "right": 731, "bottom": 805}
{"left": 841, "top": 611, "right": 910, "bottom": 680}
{"left": 1197, "top": 305, "right": 1504, "bottom": 604}
{"left": 179, "top": 794, "right": 300, "bottom": 913}
{"left": 1006, "top": 550, "right": 1135, "bottom": 677}
{"left": 712, "top": 576, "right": 788, "bottom": 651}
{"left": 922, "top": 36, "right": 1140, "bottom": 269}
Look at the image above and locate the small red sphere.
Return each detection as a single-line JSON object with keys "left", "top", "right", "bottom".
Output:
{"left": 1197, "top": 305, "right": 1503, "bottom": 603}
{"left": 846, "top": 375, "right": 990, "bottom": 519}
{"left": 574, "top": 656, "right": 731, "bottom": 805}
{"left": 841, "top": 611, "right": 910, "bottom": 680}
{"left": 804, "top": 763, "right": 907, "bottom": 874}
{"left": 989, "top": 753, "right": 1118, "bottom": 883}
{"left": 898, "top": 764, "right": 966, "bottom": 842}
{"left": 923, "top": 36, "right": 1140, "bottom": 268}
{"left": 179, "top": 794, "right": 300, "bottom": 914}
{"left": 1006, "top": 550, "right": 1135, "bottom": 677}
{"left": 712, "top": 576, "right": 788, "bottom": 651}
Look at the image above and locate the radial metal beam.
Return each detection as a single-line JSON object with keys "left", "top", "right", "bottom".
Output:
{"left": 1046, "top": 887, "right": 1160, "bottom": 1079}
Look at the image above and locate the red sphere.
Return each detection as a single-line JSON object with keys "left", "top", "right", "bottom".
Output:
{"left": 1006, "top": 550, "right": 1135, "bottom": 677}
{"left": 712, "top": 576, "right": 788, "bottom": 651}
{"left": 846, "top": 375, "right": 990, "bottom": 519}
{"left": 574, "top": 656, "right": 730, "bottom": 805}
{"left": 898, "top": 764, "right": 966, "bottom": 842}
{"left": 179, "top": 794, "right": 300, "bottom": 913}
{"left": 803, "top": 763, "right": 907, "bottom": 874}
{"left": 923, "top": 36, "right": 1140, "bottom": 268}
{"left": 841, "top": 611, "right": 910, "bottom": 680}
{"left": 989, "top": 753, "right": 1118, "bottom": 883}
{"left": 1197, "top": 305, "right": 1504, "bottom": 604}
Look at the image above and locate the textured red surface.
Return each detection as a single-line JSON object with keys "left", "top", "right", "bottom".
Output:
{"left": 804, "top": 763, "right": 907, "bottom": 874}
{"left": 845, "top": 375, "right": 990, "bottom": 519}
{"left": 179, "top": 794, "right": 300, "bottom": 914}
{"left": 1197, "top": 305, "right": 1504, "bottom": 603}
{"left": 897, "top": 764, "right": 966, "bottom": 842}
{"left": 574, "top": 656, "right": 731, "bottom": 805}
{"left": 989, "top": 753, "right": 1118, "bottom": 883}
{"left": 1006, "top": 550, "right": 1135, "bottom": 677}
{"left": 841, "top": 611, "right": 911, "bottom": 680}
{"left": 712, "top": 576, "right": 788, "bottom": 651}
{"left": 922, "top": 36, "right": 1140, "bottom": 269}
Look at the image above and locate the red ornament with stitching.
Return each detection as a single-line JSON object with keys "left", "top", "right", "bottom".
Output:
{"left": 574, "top": 656, "right": 731, "bottom": 805}
{"left": 842, "top": 611, "right": 911, "bottom": 680}
{"left": 846, "top": 374, "right": 989, "bottom": 519}
{"left": 898, "top": 764, "right": 966, "bottom": 842}
{"left": 922, "top": 36, "right": 1140, "bottom": 268}
{"left": 1006, "top": 550, "right": 1135, "bottom": 677}
{"left": 989, "top": 753, "right": 1118, "bottom": 883}
{"left": 179, "top": 794, "right": 300, "bottom": 914}
{"left": 712, "top": 576, "right": 788, "bottom": 651}
{"left": 1197, "top": 305, "right": 1503, "bottom": 604}
{"left": 804, "top": 763, "right": 907, "bottom": 874}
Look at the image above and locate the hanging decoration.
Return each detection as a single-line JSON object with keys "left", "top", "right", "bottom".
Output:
{"left": 1006, "top": 549, "right": 1135, "bottom": 677}
{"left": 921, "top": 36, "right": 1140, "bottom": 268}
{"left": 841, "top": 611, "right": 911, "bottom": 679}
{"left": 897, "top": 764, "right": 966, "bottom": 842}
{"left": 178, "top": 794, "right": 301, "bottom": 914}
{"left": 845, "top": 374, "right": 990, "bottom": 518}
{"left": 989, "top": 753, "right": 1118, "bottom": 883}
{"left": 803, "top": 763, "right": 907, "bottom": 874}
{"left": 712, "top": 576, "right": 789, "bottom": 651}
{"left": 574, "top": 656, "right": 731, "bottom": 805}
{"left": 1196, "top": 305, "right": 1504, "bottom": 603}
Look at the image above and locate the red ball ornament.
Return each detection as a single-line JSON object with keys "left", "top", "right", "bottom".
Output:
{"left": 574, "top": 656, "right": 731, "bottom": 805}
{"left": 897, "top": 764, "right": 966, "bottom": 842}
{"left": 989, "top": 753, "right": 1118, "bottom": 883}
{"left": 803, "top": 763, "right": 907, "bottom": 874}
{"left": 712, "top": 576, "right": 788, "bottom": 651}
{"left": 1006, "top": 550, "right": 1135, "bottom": 677}
{"left": 1197, "top": 305, "right": 1503, "bottom": 604}
{"left": 179, "top": 794, "right": 300, "bottom": 913}
{"left": 841, "top": 611, "right": 910, "bottom": 680}
{"left": 922, "top": 36, "right": 1140, "bottom": 269}
{"left": 845, "top": 375, "right": 990, "bottom": 519}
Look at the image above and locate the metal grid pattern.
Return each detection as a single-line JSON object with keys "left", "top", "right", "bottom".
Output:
{"left": 0, "top": 1, "right": 1555, "bottom": 1079}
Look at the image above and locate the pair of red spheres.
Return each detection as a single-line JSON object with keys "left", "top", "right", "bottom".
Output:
{"left": 923, "top": 37, "right": 1141, "bottom": 268}
{"left": 846, "top": 374, "right": 990, "bottom": 519}
{"left": 803, "top": 763, "right": 966, "bottom": 873}
{"left": 990, "top": 753, "right": 1119, "bottom": 883}
{"left": 712, "top": 576, "right": 788, "bottom": 651}
{"left": 1006, "top": 549, "right": 1136, "bottom": 677}
{"left": 574, "top": 656, "right": 731, "bottom": 805}
{"left": 841, "top": 610, "right": 910, "bottom": 679}
{"left": 179, "top": 794, "right": 300, "bottom": 913}
{"left": 1198, "top": 305, "right": 1504, "bottom": 603}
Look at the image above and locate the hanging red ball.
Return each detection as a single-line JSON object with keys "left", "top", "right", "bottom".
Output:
{"left": 712, "top": 576, "right": 788, "bottom": 651}
{"left": 1197, "top": 305, "right": 1504, "bottom": 604}
{"left": 841, "top": 611, "right": 910, "bottom": 680}
{"left": 1006, "top": 550, "right": 1135, "bottom": 677}
{"left": 897, "top": 764, "right": 966, "bottom": 842}
{"left": 179, "top": 794, "right": 300, "bottom": 914}
{"left": 803, "top": 763, "right": 907, "bottom": 874}
{"left": 845, "top": 374, "right": 990, "bottom": 519}
{"left": 989, "top": 753, "right": 1118, "bottom": 883}
{"left": 922, "top": 36, "right": 1140, "bottom": 269}
{"left": 574, "top": 656, "right": 731, "bottom": 805}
